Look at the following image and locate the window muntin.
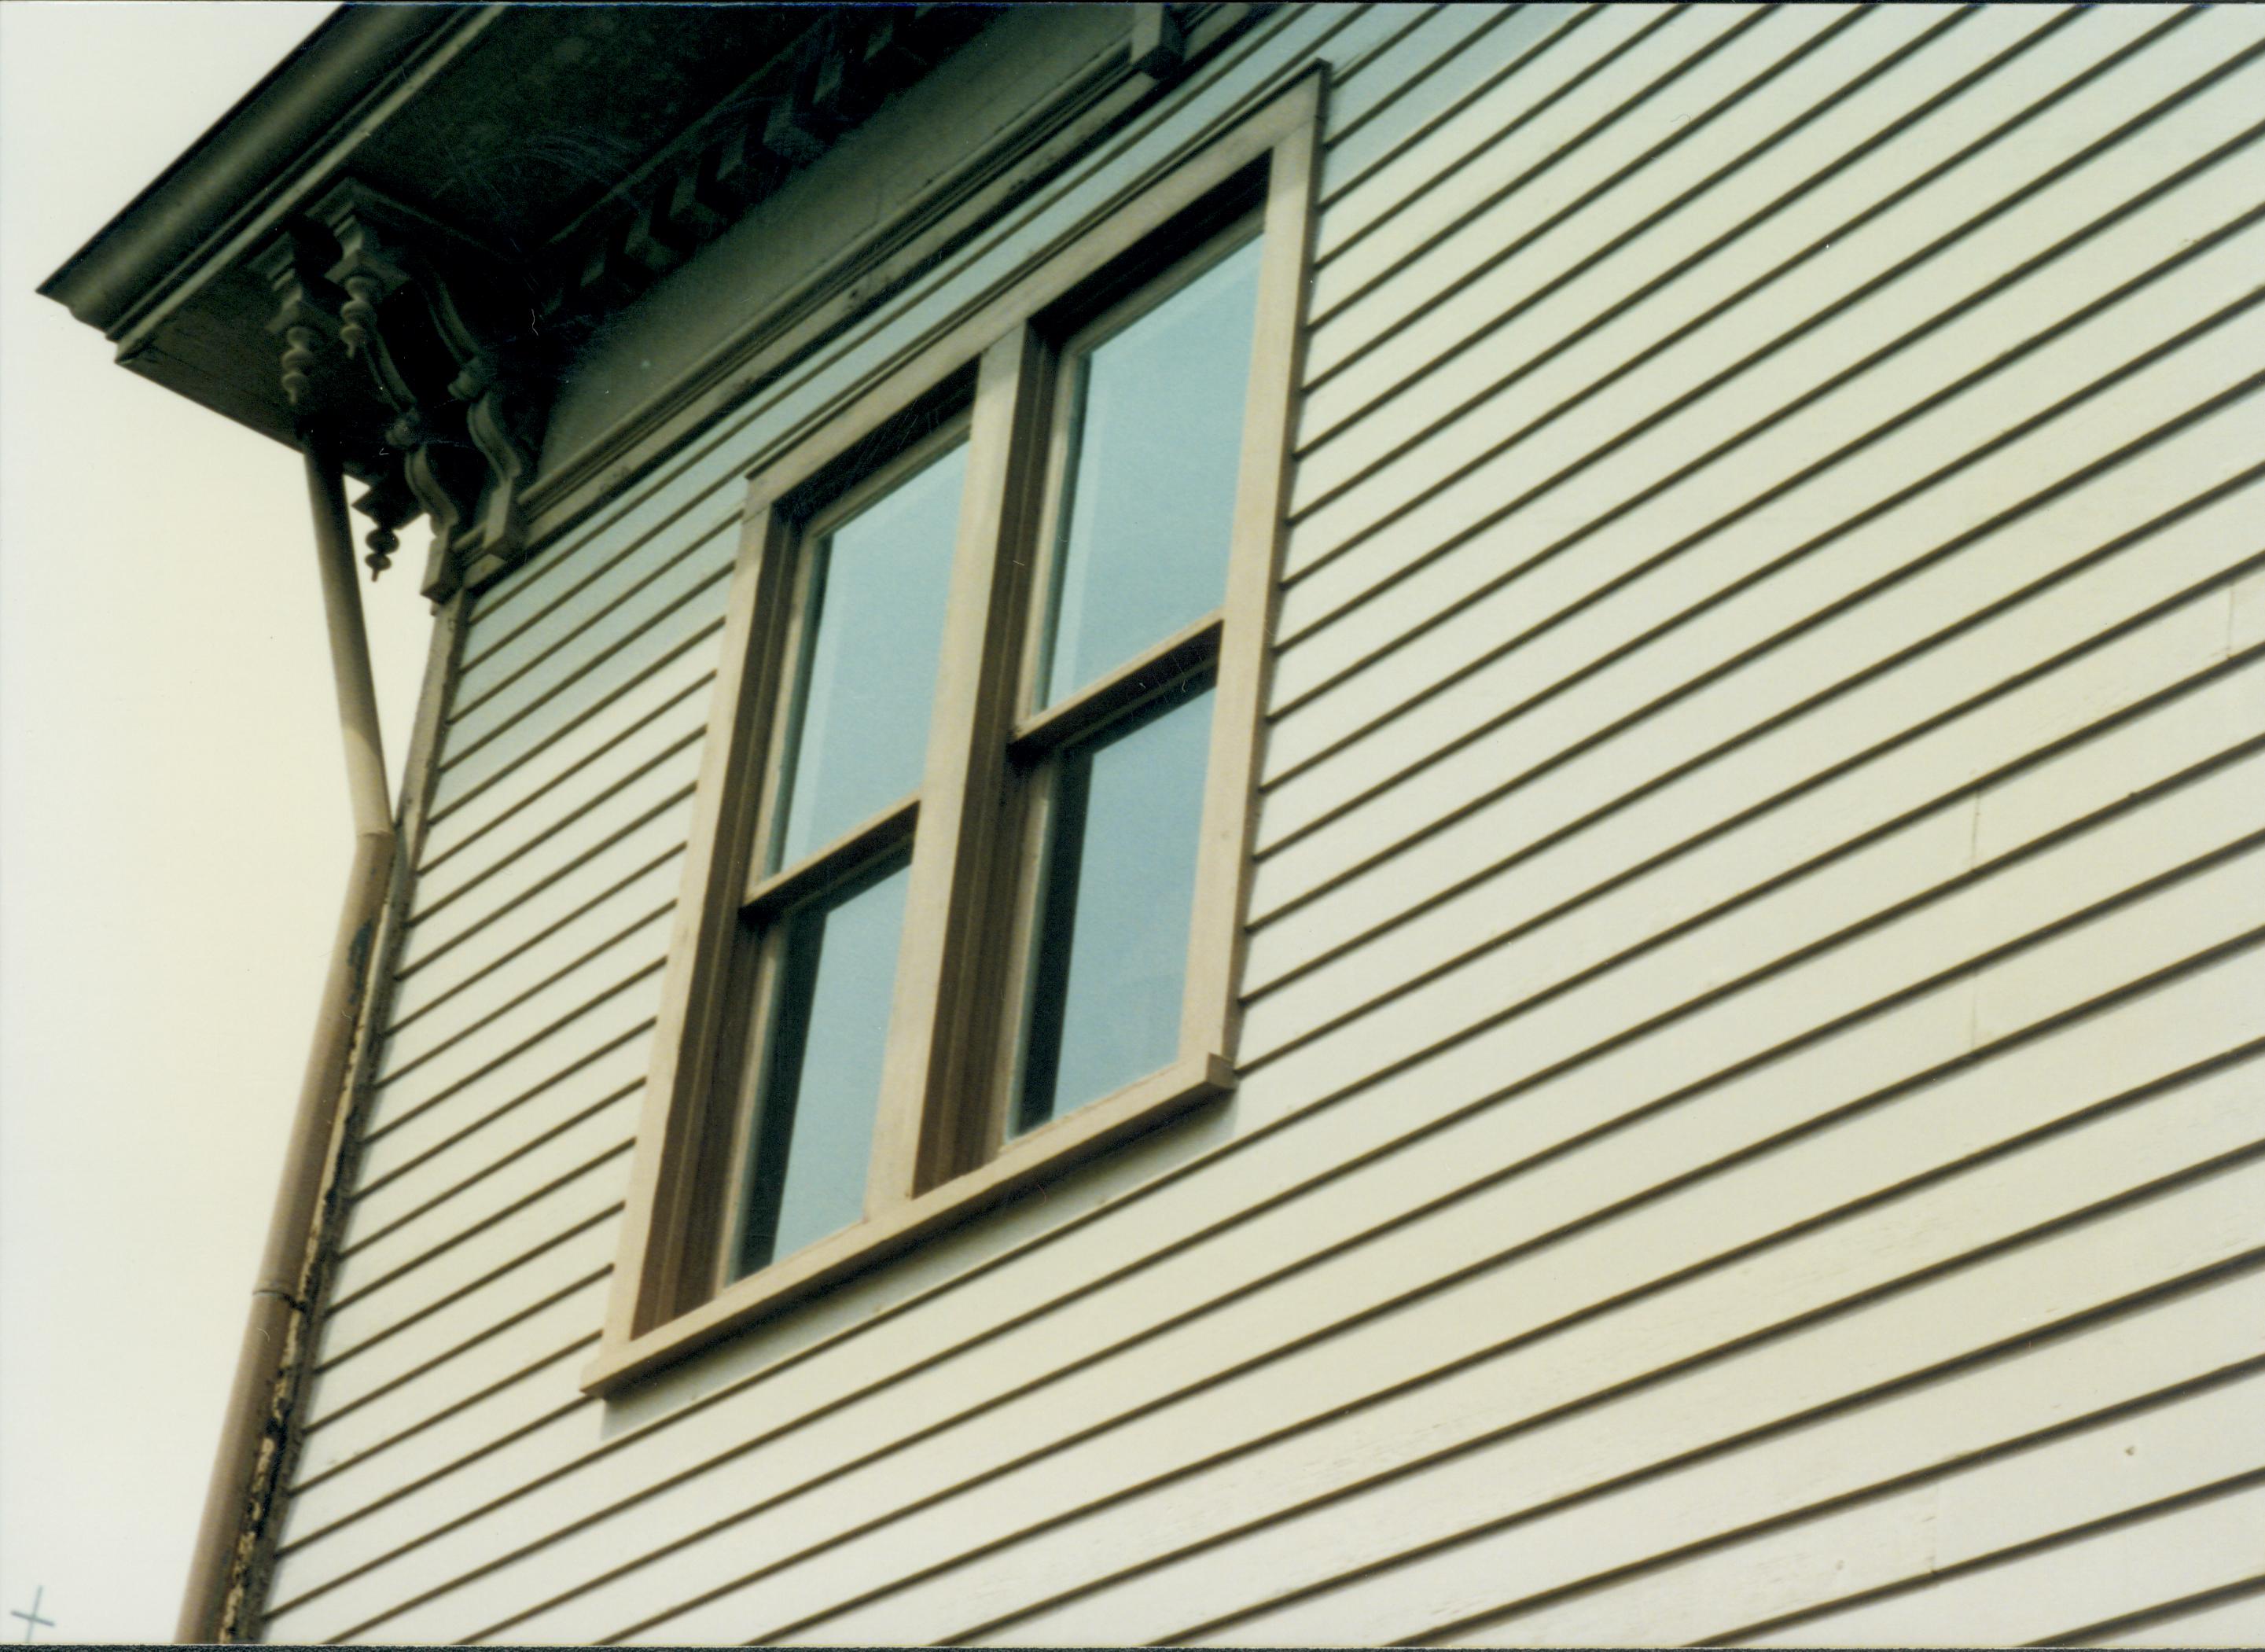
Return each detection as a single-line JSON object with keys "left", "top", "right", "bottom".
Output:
{"left": 592, "top": 78, "right": 1317, "bottom": 1393}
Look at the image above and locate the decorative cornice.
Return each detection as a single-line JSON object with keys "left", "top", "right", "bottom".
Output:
{"left": 238, "top": 5, "right": 1004, "bottom": 602}
{"left": 50, "top": 4, "right": 1212, "bottom": 602}
{"left": 533, "top": 6, "right": 991, "bottom": 337}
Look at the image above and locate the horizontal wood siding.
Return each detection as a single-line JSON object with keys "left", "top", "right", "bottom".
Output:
{"left": 256, "top": 6, "right": 2265, "bottom": 1643}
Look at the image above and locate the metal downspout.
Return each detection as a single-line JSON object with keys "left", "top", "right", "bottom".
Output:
{"left": 176, "top": 439, "right": 396, "bottom": 1643}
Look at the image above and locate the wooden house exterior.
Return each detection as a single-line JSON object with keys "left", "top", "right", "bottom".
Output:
{"left": 45, "top": 4, "right": 2265, "bottom": 1643}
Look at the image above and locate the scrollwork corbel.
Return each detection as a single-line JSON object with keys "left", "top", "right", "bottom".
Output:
{"left": 294, "top": 183, "right": 546, "bottom": 602}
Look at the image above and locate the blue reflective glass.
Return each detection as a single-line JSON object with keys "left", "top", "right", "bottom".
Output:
{"left": 1017, "top": 678, "right": 1213, "bottom": 1131}
{"left": 733, "top": 854, "right": 910, "bottom": 1276}
{"left": 774, "top": 441, "right": 967, "bottom": 869}
{"left": 1042, "top": 237, "right": 1261, "bottom": 706}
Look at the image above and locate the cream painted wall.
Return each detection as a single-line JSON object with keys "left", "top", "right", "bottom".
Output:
{"left": 0, "top": 7, "right": 432, "bottom": 1639}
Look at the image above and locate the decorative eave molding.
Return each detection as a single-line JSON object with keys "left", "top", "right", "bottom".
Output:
{"left": 49, "top": 4, "right": 1212, "bottom": 604}
{"left": 36, "top": 6, "right": 475, "bottom": 337}
{"left": 511, "top": 3, "right": 1226, "bottom": 572}
{"left": 534, "top": 6, "right": 992, "bottom": 333}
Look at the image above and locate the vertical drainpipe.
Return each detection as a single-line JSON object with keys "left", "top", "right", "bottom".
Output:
{"left": 176, "top": 436, "right": 397, "bottom": 1643}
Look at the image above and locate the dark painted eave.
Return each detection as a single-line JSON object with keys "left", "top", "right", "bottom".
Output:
{"left": 38, "top": 4, "right": 472, "bottom": 334}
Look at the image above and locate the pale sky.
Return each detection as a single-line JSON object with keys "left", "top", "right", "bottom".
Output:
{"left": 1, "top": 6, "right": 435, "bottom": 1639}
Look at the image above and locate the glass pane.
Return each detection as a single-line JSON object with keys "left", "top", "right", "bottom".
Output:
{"left": 1042, "top": 237, "right": 1262, "bottom": 706}
{"left": 733, "top": 855, "right": 910, "bottom": 1277}
{"left": 1017, "top": 678, "right": 1213, "bottom": 1132}
{"left": 774, "top": 440, "right": 967, "bottom": 869}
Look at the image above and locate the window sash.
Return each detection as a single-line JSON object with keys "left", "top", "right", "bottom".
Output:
{"left": 1024, "top": 222, "right": 1262, "bottom": 714}
{"left": 756, "top": 415, "right": 970, "bottom": 880}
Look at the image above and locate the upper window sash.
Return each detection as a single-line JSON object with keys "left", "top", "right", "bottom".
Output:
{"left": 589, "top": 71, "right": 1320, "bottom": 1396}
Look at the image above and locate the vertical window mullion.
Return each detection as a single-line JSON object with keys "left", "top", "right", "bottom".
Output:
{"left": 865, "top": 327, "right": 1054, "bottom": 1207}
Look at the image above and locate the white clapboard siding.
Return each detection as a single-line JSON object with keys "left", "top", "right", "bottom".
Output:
{"left": 1290, "top": 2, "right": 2051, "bottom": 509}
{"left": 992, "top": 1274, "right": 2265, "bottom": 1649}
{"left": 1275, "top": 156, "right": 2263, "bottom": 764}
{"left": 359, "top": 954, "right": 666, "bottom": 1146}
{"left": 285, "top": 872, "right": 2263, "bottom": 1641}
{"left": 2076, "top": 1581, "right": 2265, "bottom": 1647}
{"left": 311, "top": 745, "right": 2263, "bottom": 1638}
{"left": 316, "top": 1184, "right": 623, "bottom": 1378}
{"left": 1307, "top": 4, "right": 1888, "bottom": 388}
{"left": 413, "top": 719, "right": 704, "bottom": 918}
{"left": 1295, "top": 4, "right": 2168, "bottom": 468}
{"left": 288, "top": 1276, "right": 605, "bottom": 1490}
{"left": 1270, "top": 299, "right": 2263, "bottom": 885}
{"left": 1300, "top": 11, "right": 2197, "bottom": 445}
{"left": 329, "top": 1090, "right": 643, "bottom": 1308}
{"left": 376, "top": 905, "right": 675, "bottom": 1086}
{"left": 1241, "top": 596, "right": 2256, "bottom": 1061}
{"left": 1421, "top": 1317, "right": 2265, "bottom": 1646}
{"left": 452, "top": 504, "right": 739, "bottom": 705}
{"left": 347, "top": 1077, "right": 645, "bottom": 1276}
{"left": 392, "top": 790, "right": 695, "bottom": 980}
{"left": 375, "top": 907, "right": 674, "bottom": 1100}
{"left": 417, "top": 648, "right": 714, "bottom": 870}
{"left": 407, "top": 738, "right": 701, "bottom": 935}
{"left": 316, "top": 1166, "right": 627, "bottom": 1393}
{"left": 1320, "top": 6, "right": 1542, "bottom": 184}
{"left": 1267, "top": 149, "right": 2264, "bottom": 809}
{"left": 256, "top": 6, "right": 2265, "bottom": 1643}
{"left": 1318, "top": 6, "right": 1629, "bottom": 261}
{"left": 1278, "top": 13, "right": 2258, "bottom": 665}
{"left": 352, "top": 1012, "right": 653, "bottom": 1198}
{"left": 642, "top": 1121, "right": 2265, "bottom": 1646}
{"left": 369, "top": 906, "right": 670, "bottom": 1114}
{"left": 1309, "top": 6, "right": 1763, "bottom": 326}
{"left": 439, "top": 523, "right": 736, "bottom": 758}
{"left": 1736, "top": 1477, "right": 2265, "bottom": 1647}
{"left": 1240, "top": 736, "right": 2265, "bottom": 1138}
{"left": 317, "top": 909, "right": 2265, "bottom": 1642}
{"left": 280, "top": 1344, "right": 590, "bottom": 1558}
{"left": 2237, "top": 565, "right": 2265, "bottom": 652}
{"left": 298, "top": 1219, "right": 619, "bottom": 1428}
{"left": 384, "top": 848, "right": 682, "bottom": 1034}
{"left": 289, "top": 843, "right": 2265, "bottom": 1638}
{"left": 432, "top": 605, "right": 726, "bottom": 809}
{"left": 1249, "top": 403, "right": 2263, "bottom": 974}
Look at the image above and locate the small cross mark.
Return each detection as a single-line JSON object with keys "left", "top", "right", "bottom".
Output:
{"left": 7, "top": 1587, "right": 52, "bottom": 1644}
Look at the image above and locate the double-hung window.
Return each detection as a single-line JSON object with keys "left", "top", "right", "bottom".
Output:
{"left": 591, "top": 78, "right": 1316, "bottom": 1393}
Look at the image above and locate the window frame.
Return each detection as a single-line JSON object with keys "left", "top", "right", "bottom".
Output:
{"left": 586, "top": 74, "right": 1319, "bottom": 1396}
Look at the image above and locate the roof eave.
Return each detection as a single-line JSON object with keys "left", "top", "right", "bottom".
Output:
{"left": 38, "top": 4, "right": 473, "bottom": 336}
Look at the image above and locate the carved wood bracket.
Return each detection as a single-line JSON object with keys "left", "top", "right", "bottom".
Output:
{"left": 254, "top": 184, "right": 546, "bottom": 602}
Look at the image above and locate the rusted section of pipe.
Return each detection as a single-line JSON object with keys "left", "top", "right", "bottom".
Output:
{"left": 176, "top": 440, "right": 395, "bottom": 1643}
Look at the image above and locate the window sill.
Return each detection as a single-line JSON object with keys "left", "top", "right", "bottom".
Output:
{"left": 581, "top": 1050, "right": 1234, "bottom": 1396}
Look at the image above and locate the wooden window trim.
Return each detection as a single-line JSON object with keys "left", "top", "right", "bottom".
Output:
{"left": 586, "top": 71, "right": 1318, "bottom": 1397}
